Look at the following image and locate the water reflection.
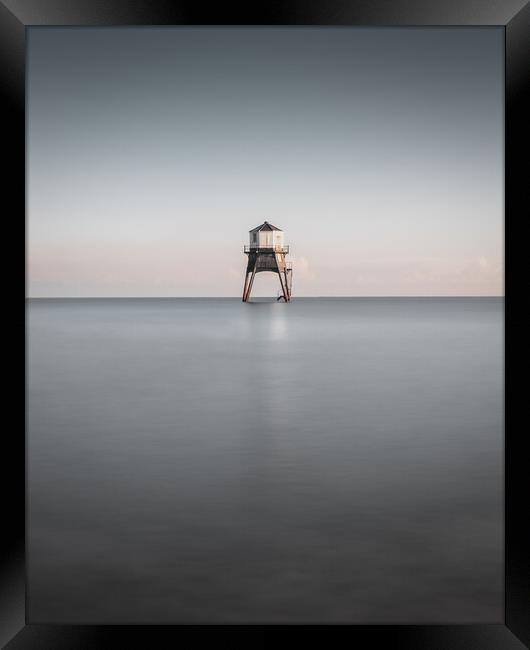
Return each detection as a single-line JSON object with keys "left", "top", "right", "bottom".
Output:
{"left": 242, "top": 300, "right": 288, "bottom": 342}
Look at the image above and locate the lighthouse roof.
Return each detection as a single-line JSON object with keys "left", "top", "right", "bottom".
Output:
{"left": 249, "top": 221, "right": 282, "bottom": 233}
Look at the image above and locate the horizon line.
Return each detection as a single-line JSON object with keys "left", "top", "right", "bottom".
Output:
{"left": 26, "top": 295, "right": 505, "bottom": 300}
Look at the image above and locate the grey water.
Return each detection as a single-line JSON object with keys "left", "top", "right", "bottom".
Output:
{"left": 27, "top": 297, "right": 503, "bottom": 623}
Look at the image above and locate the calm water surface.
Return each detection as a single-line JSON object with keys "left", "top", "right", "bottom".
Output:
{"left": 28, "top": 298, "right": 503, "bottom": 623}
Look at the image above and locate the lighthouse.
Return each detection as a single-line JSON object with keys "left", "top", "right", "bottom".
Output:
{"left": 242, "top": 221, "right": 292, "bottom": 302}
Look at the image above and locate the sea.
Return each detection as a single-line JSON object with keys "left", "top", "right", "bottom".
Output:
{"left": 27, "top": 297, "right": 503, "bottom": 623}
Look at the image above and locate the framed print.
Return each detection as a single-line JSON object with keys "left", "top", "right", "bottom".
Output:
{"left": 2, "top": 1, "right": 529, "bottom": 647}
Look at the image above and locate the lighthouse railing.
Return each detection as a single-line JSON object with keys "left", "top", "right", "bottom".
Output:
{"left": 244, "top": 245, "right": 289, "bottom": 254}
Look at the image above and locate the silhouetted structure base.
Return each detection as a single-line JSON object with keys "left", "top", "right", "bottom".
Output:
{"left": 242, "top": 250, "right": 292, "bottom": 302}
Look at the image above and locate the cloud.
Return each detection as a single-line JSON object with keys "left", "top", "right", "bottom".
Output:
{"left": 290, "top": 256, "right": 316, "bottom": 280}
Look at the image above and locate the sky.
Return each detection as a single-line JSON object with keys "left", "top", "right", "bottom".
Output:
{"left": 27, "top": 27, "right": 503, "bottom": 297}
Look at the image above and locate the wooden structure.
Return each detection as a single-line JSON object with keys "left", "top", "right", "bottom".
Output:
{"left": 242, "top": 221, "right": 292, "bottom": 302}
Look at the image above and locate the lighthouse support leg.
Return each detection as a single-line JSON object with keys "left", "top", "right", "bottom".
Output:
{"left": 242, "top": 271, "right": 251, "bottom": 302}
{"left": 274, "top": 253, "right": 290, "bottom": 302}
{"left": 277, "top": 270, "right": 289, "bottom": 302}
{"left": 283, "top": 268, "right": 291, "bottom": 301}
{"left": 243, "top": 267, "right": 257, "bottom": 302}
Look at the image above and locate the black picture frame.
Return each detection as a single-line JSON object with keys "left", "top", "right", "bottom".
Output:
{"left": 4, "top": 1, "right": 528, "bottom": 647}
